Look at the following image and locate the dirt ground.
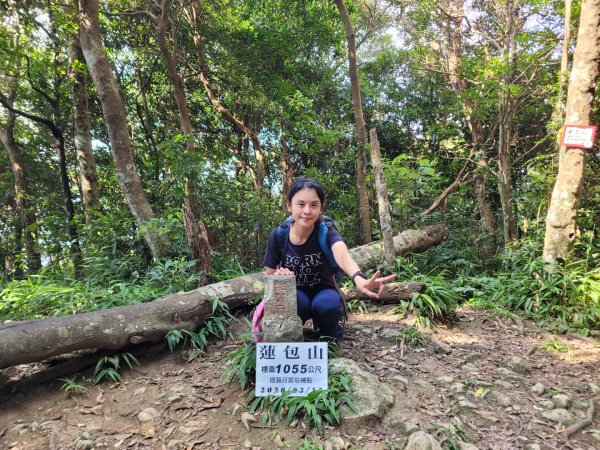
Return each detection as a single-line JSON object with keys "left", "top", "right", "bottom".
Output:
{"left": 1, "top": 306, "right": 599, "bottom": 450}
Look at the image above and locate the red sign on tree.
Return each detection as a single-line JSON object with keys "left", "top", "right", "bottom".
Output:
{"left": 561, "top": 125, "right": 597, "bottom": 149}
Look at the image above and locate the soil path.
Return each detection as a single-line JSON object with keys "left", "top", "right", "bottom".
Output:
{"left": 1, "top": 306, "right": 599, "bottom": 449}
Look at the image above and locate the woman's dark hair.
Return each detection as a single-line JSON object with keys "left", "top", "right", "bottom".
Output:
{"left": 286, "top": 177, "right": 326, "bottom": 205}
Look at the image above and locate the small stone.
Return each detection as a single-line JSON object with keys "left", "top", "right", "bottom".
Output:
{"left": 524, "top": 444, "right": 541, "bottom": 450}
{"left": 406, "top": 431, "right": 443, "bottom": 450}
{"left": 450, "top": 383, "right": 466, "bottom": 395}
{"left": 178, "top": 426, "right": 193, "bottom": 435}
{"left": 118, "top": 406, "right": 137, "bottom": 418}
{"left": 8, "top": 424, "right": 26, "bottom": 436}
{"left": 273, "top": 434, "right": 284, "bottom": 448}
{"left": 393, "top": 375, "right": 409, "bottom": 387}
{"left": 551, "top": 394, "right": 571, "bottom": 409}
{"left": 500, "top": 356, "right": 531, "bottom": 375}
{"left": 437, "top": 376, "right": 454, "bottom": 385}
{"left": 431, "top": 339, "right": 452, "bottom": 355}
{"left": 137, "top": 407, "right": 160, "bottom": 422}
{"left": 572, "top": 399, "right": 590, "bottom": 411}
{"left": 457, "top": 397, "right": 477, "bottom": 409}
{"left": 465, "top": 352, "right": 482, "bottom": 363}
{"left": 459, "top": 443, "right": 480, "bottom": 450}
{"left": 541, "top": 408, "right": 575, "bottom": 425}
{"left": 494, "top": 379, "right": 513, "bottom": 389}
{"left": 243, "top": 438, "right": 253, "bottom": 448}
{"left": 474, "top": 410, "right": 500, "bottom": 424}
{"left": 530, "top": 383, "right": 545, "bottom": 396}
{"left": 74, "top": 432, "right": 94, "bottom": 450}
{"left": 588, "top": 382, "right": 600, "bottom": 394}
{"left": 241, "top": 412, "right": 257, "bottom": 431}
{"left": 404, "top": 419, "right": 420, "bottom": 434}
{"left": 168, "top": 393, "right": 186, "bottom": 403}
{"left": 167, "top": 440, "right": 184, "bottom": 449}
{"left": 133, "top": 387, "right": 146, "bottom": 396}
{"left": 327, "top": 436, "right": 345, "bottom": 450}
{"left": 537, "top": 400, "right": 555, "bottom": 410}
{"left": 460, "top": 364, "right": 479, "bottom": 373}
{"left": 490, "top": 391, "right": 512, "bottom": 407}
{"left": 495, "top": 368, "right": 515, "bottom": 378}
{"left": 380, "top": 328, "right": 400, "bottom": 340}
{"left": 574, "top": 383, "right": 587, "bottom": 393}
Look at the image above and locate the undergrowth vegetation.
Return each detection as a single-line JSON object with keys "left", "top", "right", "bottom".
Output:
{"left": 0, "top": 217, "right": 597, "bottom": 338}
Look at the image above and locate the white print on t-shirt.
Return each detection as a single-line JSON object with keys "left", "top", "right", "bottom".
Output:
{"left": 285, "top": 252, "right": 323, "bottom": 288}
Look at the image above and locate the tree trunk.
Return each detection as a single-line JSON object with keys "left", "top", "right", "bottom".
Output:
{"left": 543, "top": 0, "right": 600, "bottom": 268}
{"left": 496, "top": 0, "right": 522, "bottom": 246}
{"left": 78, "top": 0, "right": 170, "bottom": 259}
{"left": 343, "top": 282, "right": 425, "bottom": 303}
{"left": 0, "top": 224, "right": 447, "bottom": 369}
{"left": 369, "top": 128, "right": 395, "bottom": 266}
{"left": 334, "top": 0, "right": 372, "bottom": 244}
{"left": 0, "top": 77, "right": 40, "bottom": 273}
{"left": 183, "top": 200, "right": 211, "bottom": 287}
{"left": 69, "top": 29, "right": 100, "bottom": 224}
{"left": 156, "top": 0, "right": 211, "bottom": 285}
{"left": 46, "top": 0, "right": 81, "bottom": 273}
{"left": 557, "top": 0, "right": 573, "bottom": 124}
{"left": 280, "top": 116, "right": 294, "bottom": 212}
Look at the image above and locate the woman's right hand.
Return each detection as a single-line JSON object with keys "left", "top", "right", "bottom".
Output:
{"left": 274, "top": 267, "right": 295, "bottom": 275}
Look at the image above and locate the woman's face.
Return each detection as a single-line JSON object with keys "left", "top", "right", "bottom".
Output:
{"left": 286, "top": 188, "right": 323, "bottom": 227}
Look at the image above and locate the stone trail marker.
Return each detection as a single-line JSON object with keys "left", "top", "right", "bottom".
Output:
{"left": 262, "top": 274, "right": 303, "bottom": 342}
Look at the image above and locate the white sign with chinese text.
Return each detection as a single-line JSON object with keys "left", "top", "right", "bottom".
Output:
{"left": 561, "top": 125, "right": 597, "bottom": 149}
{"left": 255, "top": 342, "right": 328, "bottom": 397}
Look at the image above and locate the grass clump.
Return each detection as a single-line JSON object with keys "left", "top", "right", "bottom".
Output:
{"left": 393, "top": 325, "right": 425, "bottom": 348}
{"left": 59, "top": 376, "right": 88, "bottom": 397}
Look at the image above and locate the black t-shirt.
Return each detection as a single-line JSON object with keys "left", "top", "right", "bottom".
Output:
{"left": 263, "top": 223, "right": 343, "bottom": 294}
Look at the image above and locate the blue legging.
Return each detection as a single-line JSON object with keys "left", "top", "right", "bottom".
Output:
{"left": 297, "top": 288, "right": 343, "bottom": 339}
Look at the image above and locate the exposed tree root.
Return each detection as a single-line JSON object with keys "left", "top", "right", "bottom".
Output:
{"left": 563, "top": 397, "right": 596, "bottom": 442}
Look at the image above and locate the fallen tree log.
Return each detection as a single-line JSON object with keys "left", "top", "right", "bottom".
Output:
{"left": 0, "top": 224, "right": 447, "bottom": 370}
{"left": 343, "top": 282, "right": 425, "bottom": 303}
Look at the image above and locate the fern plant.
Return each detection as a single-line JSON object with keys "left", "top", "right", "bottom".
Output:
{"left": 94, "top": 352, "right": 139, "bottom": 384}
{"left": 166, "top": 298, "right": 235, "bottom": 360}
{"left": 59, "top": 376, "right": 88, "bottom": 396}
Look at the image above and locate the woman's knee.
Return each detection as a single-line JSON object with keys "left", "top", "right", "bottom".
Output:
{"left": 296, "top": 290, "right": 312, "bottom": 321}
{"left": 311, "top": 289, "right": 342, "bottom": 315}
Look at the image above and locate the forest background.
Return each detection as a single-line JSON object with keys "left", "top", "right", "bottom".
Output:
{"left": 0, "top": 0, "right": 598, "bottom": 337}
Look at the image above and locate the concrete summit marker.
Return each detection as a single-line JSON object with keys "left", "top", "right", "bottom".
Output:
{"left": 262, "top": 274, "right": 303, "bottom": 342}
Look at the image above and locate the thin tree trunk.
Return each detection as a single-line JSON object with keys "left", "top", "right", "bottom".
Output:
{"left": 447, "top": 0, "right": 497, "bottom": 254}
{"left": 543, "top": 0, "right": 600, "bottom": 268}
{"left": 370, "top": 128, "right": 395, "bottom": 266}
{"left": 0, "top": 223, "right": 447, "bottom": 370}
{"left": 156, "top": 0, "right": 210, "bottom": 285}
{"left": 78, "top": 0, "right": 170, "bottom": 259}
{"left": 280, "top": 115, "right": 294, "bottom": 211}
{"left": 69, "top": 29, "right": 100, "bottom": 224}
{"left": 334, "top": 0, "right": 372, "bottom": 244}
{"left": 0, "top": 77, "right": 40, "bottom": 273}
{"left": 497, "top": 1, "right": 521, "bottom": 245}
{"left": 559, "top": 0, "right": 573, "bottom": 119}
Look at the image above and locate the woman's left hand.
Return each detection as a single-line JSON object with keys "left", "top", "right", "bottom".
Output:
{"left": 354, "top": 270, "right": 396, "bottom": 299}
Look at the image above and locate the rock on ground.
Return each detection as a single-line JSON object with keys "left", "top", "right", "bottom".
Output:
{"left": 330, "top": 357, "right": 395, "bottom": 422}
{"left": 405, "top": 431, "right": 443, "bottom": 450}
